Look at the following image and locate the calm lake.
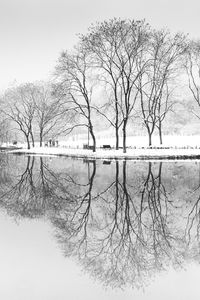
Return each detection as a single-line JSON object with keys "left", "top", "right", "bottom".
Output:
{"left": 0, "top": 153, "right": 200, "bottom": 299}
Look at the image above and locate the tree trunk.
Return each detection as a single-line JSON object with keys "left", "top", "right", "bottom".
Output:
{"left": 122, "top": 160, "right": 129, "bottom": 204}
{"left": 123, "top": 119, "right": 128, "bottom": 153}
{"left": 40, "top": 130, "right": 43, "bottom": 147}
{"left": 159, "top": 121, "right": 163, "bottom": 145}
{"left": 146, "top": 125, "right": 152, "bottom": 146}
{"left": 123, "top": 160, "right": 127, "bottom": 186}
{"left": 26, "top": 135, "right": 30, "bottom": 149}
{"left": 115, "top": 96, "right": 119, "bottom": 150}
{"left": 87, "top": 160, "right": 96, "bottom": 197}
{"left": 123, "top": 128, "right": 126, "bottom": 153}
{"left": 89, "top": 124, "right": 96, "bottom": 152}
{"left": 115, "top": 126, "right": 119, "bottom": 150}
{"left": 92, "top": 134, "right": 96, "bottom": 152}
{"left": 115, "top": 161, "right": 119, "bottom": 201}
{"left": 158, "top": 162, "right": 162, "bottom": 187}
{"left": 148, "top": 133, "right": 152, "bottom": 147}
{"left": 30, "top": 131, "right": 35, "bottom": 147}
{"left": 40, "top": 157, "right": 45, "bottom": 187}
{"left": 144, "top": 122, "right": 153, "bottom": 147}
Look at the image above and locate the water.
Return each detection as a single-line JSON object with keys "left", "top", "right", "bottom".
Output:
{"left": 0, "top": 153, "right": 200, "bottom": 299}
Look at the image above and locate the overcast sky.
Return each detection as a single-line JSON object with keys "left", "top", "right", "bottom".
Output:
{"left": 0, "top": 0, "right": 200, "bottom": 91}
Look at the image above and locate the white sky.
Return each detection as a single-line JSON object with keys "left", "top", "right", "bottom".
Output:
{"left": 0, "top": 0, "right": 200, "bottom": 91}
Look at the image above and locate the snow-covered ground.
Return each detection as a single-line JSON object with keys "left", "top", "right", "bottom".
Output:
{"left": 4, "top": 135, "right": 200, "bottom": 159}
{"left": 7, "top": 146, "right": 200, "bottom": 160}
{"left": 59, "top": 134, "right": 200, "bottom": 148}
{"left": 3, "top": 135, "right": 200, "bottom": 149}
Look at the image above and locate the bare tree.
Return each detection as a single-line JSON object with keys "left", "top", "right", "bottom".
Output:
{"left": 138, "top": 29, "right": 186, "bottom": 146}
{"left": 33, "top": 83, "right": 66, "bottom": 147}
{"left": 81, "top": 18, "right": 149, "bottom": 152}
{"left": 184, "top": 40, "right": 200, "bottom": 120}
{"left": 0, "top": 112, "right": 10, "bottom": 145}
{"left": 3, "top": 83, "right": 37, "bottom": 148}
{"left": 55, "top": 46, "right": 97, "bottom": 152}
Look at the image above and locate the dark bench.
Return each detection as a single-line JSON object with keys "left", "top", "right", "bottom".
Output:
{"left": 103, "top": 160, "right": 111, "bottom": 165}
{"left": 102, "top": 145, "right": 111, "bottom": 150}
{"left": 83, "top": 144, "right": 94, "bottom": 150}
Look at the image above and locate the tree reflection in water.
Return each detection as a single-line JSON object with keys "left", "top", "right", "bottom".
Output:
{"left": 54, "top": 160, "right": 185, "bottom": 288}
{"left": 0, "top": 155, "right": 76, "bottom": 218}
{"left": 0, "top": 155, "right": 200, "bottom": 289}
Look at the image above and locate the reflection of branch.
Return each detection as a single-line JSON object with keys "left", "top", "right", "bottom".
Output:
{"left": 0, "top": 156, "right": 77, "bottom": 219}
{"left": 69, "top": 161, "right": 96, "bottom": 252}
{"left": 3, "top": 155, "right": 200, "bottom": 291}
{"left": 0, "top": 156, "right": 37, "bottom": 218}
{"left": 185, "top": 177, "right": 200, "bottom": 244}
{"left": 141, "top": 163, "right": 173, "bottom": 257}
{"left": 35, "top": 157, "right": 79, "bottom": 214}
{"left": 50, "top": 160, "right": 191, "bottom": 289}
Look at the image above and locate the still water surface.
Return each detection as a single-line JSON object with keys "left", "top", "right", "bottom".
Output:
{"left": 0, "top": 154, "right": 200, "bottom": 299}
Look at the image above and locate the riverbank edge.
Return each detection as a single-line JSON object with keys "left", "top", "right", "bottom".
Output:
{"left": 6, "top": 147, "right": 200, "bottom": 161}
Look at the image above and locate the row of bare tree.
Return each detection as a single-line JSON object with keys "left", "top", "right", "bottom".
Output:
{"left": 1, "top": 83, "right": 70, "bottom": 148}
{"left": 1, "top": 18, "right": 200, "bottom": 151}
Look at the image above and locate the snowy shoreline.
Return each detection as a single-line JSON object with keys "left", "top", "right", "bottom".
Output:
{"left": 6, "top": 146, "right": 200, "bottom": 160}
